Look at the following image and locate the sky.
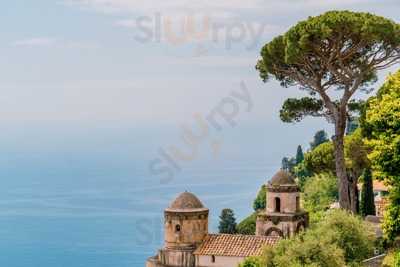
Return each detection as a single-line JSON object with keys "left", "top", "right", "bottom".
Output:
{"left": 0, "top": 0, "right": 399, "bottom": 181}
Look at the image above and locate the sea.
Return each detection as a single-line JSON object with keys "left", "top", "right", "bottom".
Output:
{"left": 0, "top": 152, "right": 278, "bottom": 267}
{"left": 0, "top": 116, "right": 312, "bottom": 267}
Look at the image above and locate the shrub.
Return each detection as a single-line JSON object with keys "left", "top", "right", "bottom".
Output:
{"left": 237, "top": 213, "right": 257, "bottom": 235}
{"left": 260, "top": 210, "right": 376, "bottom": 266}
{"left": 239, "top": 256, "right": 264, "bottom": 267}
{"left": 316, "top": 209, "right": 376, "bottom": 263}
{"left": 263, "top": 229, "right": 345, "bottom": 267}
{"left": 383, "top": 187, "right": 400, "bottom": 242}
{"left": 382, "top": 250, "right": 400, "bottom": 267}
{"left": 303, "top": 173, "right": 338, "bottom": 223}
{"left": 253, "top": 185, "right": 266, "bottom": 211}
{"left": 362, "top": 70, "right": 400, "bottom": 241}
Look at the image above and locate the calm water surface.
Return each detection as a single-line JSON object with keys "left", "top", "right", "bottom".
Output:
{"left": 0, "top": 165, "right": 277, "bottom": 267}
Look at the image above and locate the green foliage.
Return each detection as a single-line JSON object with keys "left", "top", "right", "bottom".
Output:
{"left": 239, "top": 256, "right": 264, "bottom": 267}
{"left": 303, "top": 173, "right": 338, "bottom": 223}
{"left": 363, "top": 70, "right": 400, "bottom": 181}
{"left": 345, "top": 129, "right": 371, "bottom": 180}
{"left": 262, "top": 210, "right": 375, "bottom": 266}
{"left": 346, "top": 118, "right": 359, "bottom": 135}
{"left": 296, "top": 145, "right": 304, "bottom": 164}
{"left": 363, "top": 70, "right": 400, "bottom": 241}
{"left": 236, "top": 213, "right": 257, "bottom": 235}
{"left": 218, "top": 209, "right": 237, "bottom": 234}
{"left": 317, "top": 210, "right": 376, "bottom": 263}
{"left": 346, "top": 100, "right": 365, "bottom": 135}
{"left": 253, "top": 185, "right": 266, "bottom": 211}
{"left": 280, "top": 97, "right": 324, "bottom": 123}
{"left": 263, "top": 230, "right": 345, "bottom": 267}
{"left": 383, "top": 187, "right": 400, "bottom": 242}
{"left": 303, "top": 129, "right": 369, "bottom": 178}
{"left": 257, "top": 10, "right": 400, "bottom": 211}
{"left": 294, "top": 162, "right": 313, "bottom": 190}
{"left": 256, "top": 9, "right": 399, "bottom": 141}
{"left": 310, "top": 130, "right": 329, "bottom": 150}
{"left": 304, "top": 142, "right": 336, "bottom": 174}
{"left": 382, "top": 250, "right": 400, "bottom": 267}
{"left": 257, "top": 10, "right": 400, "bottom": 88}
{"left": 360, "top": 168, "right": 376, "bottom": 217}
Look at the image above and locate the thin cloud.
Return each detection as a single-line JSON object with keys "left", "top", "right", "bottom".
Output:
{"left": 63, "top": 0, "right": 386, "bottom": 14}
{"left": 12, "top": 37, "right": 57, "bottom": 47}
{"left": 12, "top": 37, "right": 100, "bottom": 49}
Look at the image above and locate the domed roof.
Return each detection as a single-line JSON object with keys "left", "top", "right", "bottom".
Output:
{"left": 269, "top": 170, "right": 296, "bottom": 186}
{"left": 167, "top": 191, "right": 207, "bottom": 211}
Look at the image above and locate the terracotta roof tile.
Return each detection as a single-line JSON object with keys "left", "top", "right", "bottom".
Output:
{"left": 373, "top": 180, "right": 389, "bottom": 192}
{"left": 193, "top": 234, "right": 279, "bottom": 257}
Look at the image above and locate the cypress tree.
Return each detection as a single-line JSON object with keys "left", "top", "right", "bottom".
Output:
{"left": 218, "top": 209, "right": 237, "bottom": 234}
{"left": 360, "top": 168, "right": 376, "bottom": 217}
{"left": 296, "top": 145, "right": 304, "bottom": 164}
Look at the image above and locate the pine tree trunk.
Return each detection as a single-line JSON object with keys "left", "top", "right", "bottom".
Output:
{"left": 333, "top": 113, "right": 357, "bottom": 213}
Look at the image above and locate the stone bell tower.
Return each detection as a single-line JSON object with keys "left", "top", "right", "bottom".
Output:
{"left": 256, "top": 170, "right": 308, "bottom": 238}
{"left": 159, "top": 191, "right": 209, "bottom": 267}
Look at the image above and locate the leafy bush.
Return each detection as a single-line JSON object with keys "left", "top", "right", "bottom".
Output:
{"left": 362, "top": 70, "right": 400, "bottom": 241}
{"left": 382, "top": 250, "right": 400, "bottom": 267}
{"left": 263, "top": 229, "right": 345, "bottom": 267}
{"left": 316, "top": 209, "right": 375, "bottom": 263}
{"left": 294, "top": 162, "right": 312, "bottom": 190}
{"left": 239, "top": 256, "right": 264, "bottom": 267}
{"left": 303, "top": 129, "right": 369, "bottom": 179}
{"left": 303, "top": 173, "right": 338, "bottom": 223}
{"left": 383, "top": 187, "right": 400, "bottom": 242}
{"left": 260, "top": 210, "right": 375, "bottom": 266}
{"left": 237, "top": 213, "right": 257, "bottom": 235}
{"left": 304, "top": 142, "right": 336, "bottom": 174}
{"left": 253, "top": 185, "right": 266, "bottom": 211}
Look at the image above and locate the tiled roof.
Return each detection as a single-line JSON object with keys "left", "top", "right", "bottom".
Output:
{"left": 373, "top": 180, "right": 389, "bottom": 192}
{"left": 357, "top": 180, "right": 389, "bottom": 192}
{"left": 193, "top": 234, "right": 279, "bottom": 257}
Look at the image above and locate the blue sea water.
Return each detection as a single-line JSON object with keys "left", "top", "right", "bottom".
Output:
{"left": 0, "top": 161, "right": 278, "bottom": 267}
{"left": 0, "top": 121, "right": 311, "bottom": 267}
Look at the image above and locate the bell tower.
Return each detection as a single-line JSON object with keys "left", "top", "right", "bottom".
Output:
{"left": 256, "top": 170, "right": 308, "bottom": 238}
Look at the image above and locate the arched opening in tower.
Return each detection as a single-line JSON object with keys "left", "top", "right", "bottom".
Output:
{"left": 275, "top": 197, "right": 281, "bottom": 212}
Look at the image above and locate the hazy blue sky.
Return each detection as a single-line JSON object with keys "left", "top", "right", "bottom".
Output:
{"left": 0, "top": 1, "right": 399, "bottom": 182}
